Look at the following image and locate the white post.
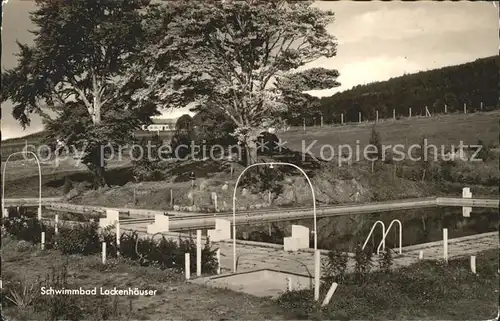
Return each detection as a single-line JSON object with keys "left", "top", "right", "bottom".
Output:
{"left": 321, "top": 282, "right": 339, "bottom": 307}
{"left": 196, "top": 229, "right": 202, "bottom": 277}
{"left": 376, "top": 110, "right": 379, "bottom": 122}
{"left": 358, "top": 112, "right": 361, "bottom": 123}
{"left": 185, "top": 253, "right": 191, "bottom": 280}
{"left": 116, "top": 222, "right": 120, "bottom": 257}
{"left": 409, "top": 107, "right": 411, "bottom": 118}
{"left": 287, "top": 277, "right": 292, "bottom": 291}
{"left": 102, "top": 242, "right": 107, "bottom": 264}
{"left": 341, "top": 113, "right": 344, "bottom": 124}
{"left": 216, "top": 249, "right": 221, "bottom": 274}
{"left": 3, "top": 208, "right": 8, "bottom": 218}
{"left": 443, "top": 228, "right": 448, "bottom": 262}
{"left": 213, "top": 193, "right": 218, "bottom": 212}
{"left": 38, "top": 207, "right": 42, "bottom": 221}
{"left": 314, "top": 250, "right": 321, "bottom": 301}
{"left": 303, "top": 118, "right": 306, "bottom": 132}
{"left": 41, "top": 232, "right": 45, "bottom": 250}
{"left": 470, "top": 255, "right": 476, "bottom": 274}
{"left": 170, "top": 189, "right": 173, "bottom": 208}
{"left": 268, "top": 191, "right": 272, "bottom": 205}
{"left": 463, "top": 103, "right": 467, "bottom": 114}
{"left": 320, "top": 114, "right": 323, "bottom": 127}
{"left": 444, "top": 104, "right": 447, "bottom": 114}
{"left": 393, "top": 109, "right": 396, "bottom": 120}
{"left": 419, "top": 250, "right": 423, "bottom": 260}
{"left": 55, "top": 215, "right": 59, "bottom": 235}
{"left": 480, "top": 101, "right": 483, "bottom": 111}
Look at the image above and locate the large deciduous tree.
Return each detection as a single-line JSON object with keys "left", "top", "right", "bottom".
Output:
{"left": 135, "top": 0, "right": 340, "bottom": 165}
{"left": 1, "top": 0, "right": 158, "bottom": 188}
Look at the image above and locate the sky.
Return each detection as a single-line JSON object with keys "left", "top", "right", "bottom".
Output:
{"left": 1, "top": 0, "right": 498, "bottom": 140}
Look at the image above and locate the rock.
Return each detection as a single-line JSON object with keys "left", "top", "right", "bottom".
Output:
{"left": 65, "top": 189, "right": 81, "bottom": 200}
{"left": 221, "top": 183, "right": 229, "bottom": 191}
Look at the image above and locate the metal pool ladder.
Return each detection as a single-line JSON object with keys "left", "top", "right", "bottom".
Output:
{"left": 377, "top": 219, "right": 403, "bottom": 255}
{"left": 362, "top": 220, "right": 386, "bottom": 254}
{"left": 362, "top": 219, "right": 403, "bottom": 255}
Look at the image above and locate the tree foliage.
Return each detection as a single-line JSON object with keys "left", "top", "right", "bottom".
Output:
{"left": 1, "top": 0, "right": 157, "bottom": 187}
{"left": 313, "top": 56, "right": 499, "bottom": 124}
{"left": 135, "top": 0, "right": 340, "bottom": 165}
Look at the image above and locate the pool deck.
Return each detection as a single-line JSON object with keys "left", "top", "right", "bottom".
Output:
{"left": 122, "top": 222, "right": 498, "bottom": 276}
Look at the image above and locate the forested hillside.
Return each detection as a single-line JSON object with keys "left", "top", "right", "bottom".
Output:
{"left": 286, "top": 55, "right": 499, "bottom": 125}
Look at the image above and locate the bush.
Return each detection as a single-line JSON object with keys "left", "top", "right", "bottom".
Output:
{"left": 3, "top": 212, "right": 219, "bottom": 276}
{"left": 378, "top": 249, "right": 394, "bottom": 273}
{"left": 354, "top": 244, "right": 373, "bottom": 281}
{"left": 323, "top": 249, "right": 349, "bottom": 283}
{"left": 55, "top": 223, "right": 100, "bottom": 255}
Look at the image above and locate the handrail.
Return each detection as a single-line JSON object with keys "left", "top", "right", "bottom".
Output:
{"left": 377, "top": 219, "right": 402, "bottom": 254}
{"left": 361, "top": 220, "right": 385, "bottom": 254}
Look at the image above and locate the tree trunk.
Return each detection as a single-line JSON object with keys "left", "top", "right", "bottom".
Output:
{"left": 86, "top": 147, "right": 109, "bottom": 189}
{"left": 244, "top": 141, "right": 258, "bottom": 166}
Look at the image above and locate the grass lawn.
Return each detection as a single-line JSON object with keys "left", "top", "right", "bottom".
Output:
{"left": 279, "top": 248, "right": 499, "bottom": 320}
{"left": 2, "top": 233, "right": 498, "bottom": 320}
{"left": 1, "top": 235, "right": 288, "bottom": 320}
{"left": 282, "top": 110, "right": 500, "bottom": 156}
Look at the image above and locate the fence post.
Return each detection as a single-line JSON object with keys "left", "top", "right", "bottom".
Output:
{"left": 376, "top": 110, "right": 379, "bottom": 123}
{"left": 196, "top": 229, "right": 202, "bottom": 277}
{"left": 102, "top": 242, "right": 107, "bottom": 264}
{"left": 185, "top": 253, "right": 191, "bottom": 280}
{"left": 409, "top": 107, "right": 412, "bottom": 118}
{"left": 470, "top": 255, "right": 476, "bottom": 274}
{"left": 322, "top": 282, "right": 339, "bottom": 307}
{"left": 358, "top": 112, "right": 361, "bottom": 123}
{"left": 41, "top": 232, "right": 45, "bottom": 250}
{"left": 216, "top": 249, "right": 221, "bottom": 274}
{"left": 393, "top": 109, "right": 396, "bottom": 120}
{"left": 341, "top": 113, "right": 344, "bottom": 124}
{"left": 444, "top": 104, "right": 447, "bottom": 114}
{"left": 116, "top": 221, "right": 120, "bottom": 257}
{"left": 443, "top": 228, "right": 448, "bottom": 262}
{"left": 463, "top": 103, "right": 467, "bottom": 114}
{"left": 55, "top": 214, "right": 59, "bottom": 235}
{"left": 480, "top": 101, "right": 483, "bottom": 111}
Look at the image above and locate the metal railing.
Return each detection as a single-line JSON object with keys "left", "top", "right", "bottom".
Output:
{"left": 377, "top": 219, "right": 403, "bottom": 254}
{"left": 361, "top": 220, "right": 386, "bottom": 254}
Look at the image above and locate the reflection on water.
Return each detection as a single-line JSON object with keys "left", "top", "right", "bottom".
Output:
{"left": 232, "top": 207, "right": 498, "bottom": 252}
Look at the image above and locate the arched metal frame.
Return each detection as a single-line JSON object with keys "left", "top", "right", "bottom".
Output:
{"left": 377, "top": 219, "right": 403, "bottom": 254}
{"left": 232, "top": 162, "right": 318, "bottom": 300}
{"left": 2, "top": 151, "right": 42, "bottom": 220}
{"left": 362, "top": 220, "right": 386, "bottom": 254}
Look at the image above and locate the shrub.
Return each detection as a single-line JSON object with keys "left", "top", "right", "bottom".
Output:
{"left": 55, "top": 222, "right": 100, "bottom": 255}
{"left": 323, "top": 249, "right": 349, "bottom": 283}
{"left": 354, "top": 244, "right": 373, "bottom": 281}
{"left": 276, "top": 289, "right": 315, "bottom": 319}
{"left": 378, "top": 249, "right": 394, "bottom": 273}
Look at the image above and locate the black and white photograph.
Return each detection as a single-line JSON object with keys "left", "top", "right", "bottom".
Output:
{"left": 1, "top": 0, "right": 499, "bottom": 320}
